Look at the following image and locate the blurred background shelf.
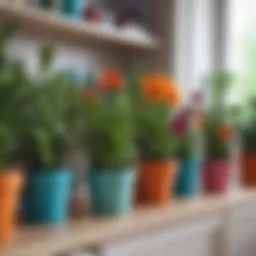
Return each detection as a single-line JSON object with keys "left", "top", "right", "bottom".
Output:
{"left": 0, "top": 2, "right": 161, "bottom": 51}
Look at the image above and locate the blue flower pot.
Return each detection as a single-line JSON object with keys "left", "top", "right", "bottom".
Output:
{"left": 62, "top": 0, "right": 87, "bottom": 18}
{"left": 88, "top": 169, "right": 135, "bottom": 216}
{"left": 23, "top": 169, "right": 73, "bottom": 225}
{"left": 175, "top": 158, "right": 201, "bottom": 198}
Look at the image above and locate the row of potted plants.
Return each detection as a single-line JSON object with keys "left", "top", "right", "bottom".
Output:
{"left": 0, "top": 63, "right": 231, "bottom": 246}
{"left": 1, "top": 22, "right": 256, "bottom": 247}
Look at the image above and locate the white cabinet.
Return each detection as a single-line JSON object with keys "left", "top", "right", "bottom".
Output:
{"left": 228, "top": 205, "right": 256, "bottom": 256}
{"left": 62, "top": 205, "right": 256, "bottom": 256}
{"left": 100, "top": 217, "right": 220, "bottom": 256}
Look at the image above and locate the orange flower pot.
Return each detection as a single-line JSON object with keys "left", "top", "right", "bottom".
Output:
{"left": 0, "top": 169, "right": 23, "bottom": 247}
{"left": 241, "top": 154, "right": 256, "bottom": 187}
{"left": 136, "top": 160, "right": 177, "bottom": 205}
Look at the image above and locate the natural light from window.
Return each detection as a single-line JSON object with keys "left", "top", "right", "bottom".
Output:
{"left": 230, "top": 0, "right": 256, "bottom": 103}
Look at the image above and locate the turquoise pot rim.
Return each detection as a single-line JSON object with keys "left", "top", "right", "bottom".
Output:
{"left": 28, "top": 168, "right": 71, "bottom": 173}
{"left": 26, "top": 169, "right": 73, "bottom": 181}
{"left": 87, "top": 168, "right": 135, "bottom": 180}
{"left": 89, "top": 168, "right": 135, "bottom": 173}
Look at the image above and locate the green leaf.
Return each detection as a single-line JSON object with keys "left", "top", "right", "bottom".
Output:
{"left": 39, "top": 45, "right": 55, "bottom": 71}
{"left": 34, "top": 128, "right": 53, "bottom": 167}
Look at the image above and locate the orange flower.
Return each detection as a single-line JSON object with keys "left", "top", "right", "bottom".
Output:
{"left": 217, "top": 124, "right": 233, "bottom": 141}
{"left": 99, "top": 68, "right": 124, "bottom": 91}
{"left": 164, "top": 81, "right": 181, "bottom": 106}
{"left": 141, "top": 74, "right": 181, "bottom": 106}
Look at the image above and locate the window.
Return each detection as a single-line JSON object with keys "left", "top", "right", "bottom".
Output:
{"left": 174, "top": 0, "right": 226, "bottom": 96}
{"left": 228, "top": 0, "right": 256, "bottom": 103}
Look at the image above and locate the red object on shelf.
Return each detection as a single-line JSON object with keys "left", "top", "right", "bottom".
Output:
{"left": 241, "top": 153, "right": 256, "bottom": 187}
{"left": 203, "top": 159, "right": 231, "bottom": 194}
{"left": 84, "top": 3, "right": 102, "bottom": 22}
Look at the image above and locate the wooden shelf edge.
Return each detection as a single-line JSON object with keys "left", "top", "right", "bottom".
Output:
{"left": 2, "top": 190, "right": 256, "bottom": 256}
{"left": 0, "top": 3, "right": 161, "bottom": 51}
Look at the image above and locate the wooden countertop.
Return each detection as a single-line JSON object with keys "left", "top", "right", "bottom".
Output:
{"left": 2, "top": 190, "right": 256, "bottom": 256}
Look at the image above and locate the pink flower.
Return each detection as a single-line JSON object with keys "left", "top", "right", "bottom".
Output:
{"left": 171, "top": 90, "right": 205, "bottom": 135}
{"left": 171, "top": 108, "right": 190, "bottom": 135}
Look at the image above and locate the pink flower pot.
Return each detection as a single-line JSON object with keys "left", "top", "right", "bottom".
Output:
{"left": 203, "top": 159, "right": 231, "bottom": 194}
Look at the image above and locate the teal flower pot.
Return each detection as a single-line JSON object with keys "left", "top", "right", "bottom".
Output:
{"left": 175, "top": 158, "right": 201, "bottom": 198}
{"left": 62, "top": 0, "right": 87, "bottom": 18}
{"left": 88, "top": 169, "right": 135, "bottom": 216}
{"left": 23, "top": 169, "right": 73, "bottom": 225}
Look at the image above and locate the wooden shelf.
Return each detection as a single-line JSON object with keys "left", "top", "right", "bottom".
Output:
{"left": 0, "top": 3, "right": 160, "bottom": 51}
{"left": 2, "top": 191, "right": 256, "bottom": 256}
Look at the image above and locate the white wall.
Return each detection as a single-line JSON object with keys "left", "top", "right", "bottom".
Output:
{"left": 7, "top": 33, "right": 120, "bottom": 80}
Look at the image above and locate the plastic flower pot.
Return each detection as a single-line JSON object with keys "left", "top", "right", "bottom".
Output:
{"left": 62, "top": 0, "right": 87, "bottom": 18}
{"left": 175, "top": 158, "right": 201, "bottom": 198}
{"left": 0, "top": 169, "right": 23, "bottom": 246}
{"left": 88, "top": 169, "right": 135, "bottom": 216}
{"left": 203, "top": 159, "right": 230, "bottom": 194}
{"left": 241, "top": 153, "right": 256, "bottom": 187}
{"left": 137, "top": 160, "right": 177, "bottom": 205}
{"left": 23, "top": 169, "right": 73, "bottom": 225}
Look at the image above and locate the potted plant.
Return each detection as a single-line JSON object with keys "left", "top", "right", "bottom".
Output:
{"left": 240, "top": 97, "right": 256, "bottom": 186}
{"left": 203, "top": 70, "right": 234, "bottom": 194}
{"left": 173, "top": 91, "right": 204, "bottom": 198}
{"left": 83, "top": 68, "right": 136, "bottom": 216}
{"left": 0, "top": 23, "right": 27, "bottom": 245}
{"left": 21, "top": 46, "right": 82, "bottom": 225}
{"left": 130, "top": 73, "right": 181, "bottom": 205}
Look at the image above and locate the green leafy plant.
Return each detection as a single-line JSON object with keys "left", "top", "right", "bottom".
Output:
{"left": 128, "top": 73, "right": 181, "bottom": 161}
{"left": 207, "top": 70, "right": 233, "bottom": 109}
{"left": 240, "top": 97, "right": 256, "bottom": 153}
{"left": 136, "top": 102, "right": 176, "bottom": 160}
{"left": 0, "top": 23, "right": 32, "bottom": 169}
{"left": 19, "top": 45, "right": 83, "bottom": 170}
{"left": 82, "top": 69, "right": 135, "bottom": 170}
{"left": 204, "top": 70, "right": 234, "bottom": 159}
